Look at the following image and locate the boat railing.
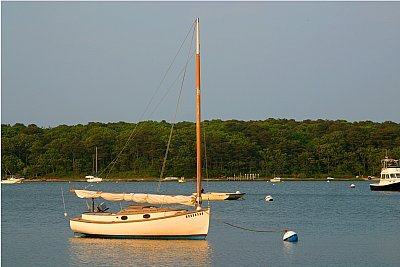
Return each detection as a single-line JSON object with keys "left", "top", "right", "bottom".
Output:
{"left": 381, "top": 158, "right": 399, "bottom": 169}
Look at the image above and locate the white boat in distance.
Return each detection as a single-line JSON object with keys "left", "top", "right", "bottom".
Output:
{"left": 1, "top": 176, "right": 24, "bottom": 184}
{"left": 70, "top": 18, "right": 210, "bottom": 239}
{"left": 370, "top": 157, "right": 400, "bottom": 191}
{"left": 163, "top": 177, "right": 179, "bottom": 181}
{"left": 86, "top": 147, "right": 102, "bottom": 183}
{"left": 270, "top": 177, "right": 281, "bottom": 182}
{"left": 85, "top": 176, "right": 103, "bottom": 183}
{"left": 196, "top": 191, "right": 245, "bottom": 201}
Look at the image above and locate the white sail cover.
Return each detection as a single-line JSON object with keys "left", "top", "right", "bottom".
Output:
{"left": 74, "top": 190, "right": 196, "bottom": 207}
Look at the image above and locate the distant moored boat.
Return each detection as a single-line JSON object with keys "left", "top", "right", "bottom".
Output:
{"left": 270, "top": 177, "right": 281, "bottom": 183}
{"left": 1, "top": 176, "right": 24, "bottom": 184}
{"left": 86, "top": 147, "right": 103, "bottom": 183}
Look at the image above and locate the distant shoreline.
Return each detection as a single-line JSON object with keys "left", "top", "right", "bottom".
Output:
{"left": 21, "top": 177, "right": 377, "bottom": 182}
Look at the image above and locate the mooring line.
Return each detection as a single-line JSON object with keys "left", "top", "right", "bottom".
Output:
{"left": 212, "top": 214, "right": 287, "bottom": 233}
{"left": 61, "top": 187, "right": 68, "bottom": 217}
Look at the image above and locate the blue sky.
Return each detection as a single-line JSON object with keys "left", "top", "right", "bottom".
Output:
{"left": 2, "top": 1, "right": 400, "bottom": 127}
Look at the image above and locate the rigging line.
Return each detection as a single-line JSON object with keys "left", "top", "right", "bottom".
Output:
{"left": 147, "top": 53, "right": 195, "bottom": 121}
{"left": 201, "top": 65, "right": 211, "bottom": 206}
{"left": 157, "top": 25, "right": 196, "bottom": 193}
{"left": 114, "top": 54, "right": 194, "bottom": 176}
{"left": 102, "top": 123, "right": 143, "bottom": 177}
{"left": 100, "top": 22, "right": 196, "bottom": 178}
{"left": 202, "top": 121, "right": 210, "bottom": 207}
{"left": 103, "top": 52, "right": 196, "bottom": 177}
{"left": 133, "top": 20, "right": 196, "bottom": 125}
{"left": 203, "top": 123, "right": 209, "bottom": 181}
{"left": 212, "top": 214, "right": 288, "bottom": 233}
{"left": 103, "top": 52, "right": 196, "bottom": 178}
{"left": 203, "top": 121, "right": 209, "bottom": 180}
{"left": 148, "top": 20, "right": 196, "bottom": 114}
{"left": 102, "top": 57, "right": 192, "bottom": 177}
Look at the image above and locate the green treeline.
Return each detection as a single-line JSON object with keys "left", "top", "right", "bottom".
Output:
{"left": 1, "top": 119, "right": 400, "bottom": 179}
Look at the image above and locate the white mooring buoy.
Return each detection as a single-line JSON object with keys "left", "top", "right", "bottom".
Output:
{"left": 265, "top": 195, "right": 273, "bottom": 201}
{"left": 283, "top": 231, "right": 298, "bottom": 242}
{"left": 350, "top": 184, "right": 356, "bottom": 188}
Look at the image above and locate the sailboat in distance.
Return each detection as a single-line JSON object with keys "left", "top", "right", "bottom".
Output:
{"left": 86, "top": 147, "right": 103, "bottom": 183}
{"left": 70, "top": 18, "right": 210, "bottom": 239}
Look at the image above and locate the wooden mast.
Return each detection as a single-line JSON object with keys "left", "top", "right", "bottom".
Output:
{"left": 195, "top": 18, "right": 202, "bottom": 209}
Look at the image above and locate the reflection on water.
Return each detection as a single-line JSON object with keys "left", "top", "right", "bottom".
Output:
{"left": 69, "top": 237, "right": 213, "bottom": 266}
{"left": 282, "top": 241, "right": 295, "bottom": 258}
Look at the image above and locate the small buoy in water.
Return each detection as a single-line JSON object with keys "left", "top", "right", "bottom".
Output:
{"left": 265, "top": 195, "right": 273, "bottom": 201}
{"left": 64, "top": 212, "right": 68, "bottom": 217}
{"left": 350, "top": 184, "right": 356, "bottom": 188}
{"left": 283, "top": 231, "right": 298, "bottom": 242}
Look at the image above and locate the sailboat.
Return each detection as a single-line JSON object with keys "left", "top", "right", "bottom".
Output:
{"left": 86, "top": 147, "right": 103, "bottom": 183}
{"left": 70, "top": 18, "right": 210, "bottom": 239}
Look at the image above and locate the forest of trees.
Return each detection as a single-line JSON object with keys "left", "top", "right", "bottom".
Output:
{"left": 2, "top": 119, "right": 400, "bottom": 180}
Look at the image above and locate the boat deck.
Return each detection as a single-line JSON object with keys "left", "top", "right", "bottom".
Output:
{"left": 117, "top": 205, "right": 187, "bottom": 215}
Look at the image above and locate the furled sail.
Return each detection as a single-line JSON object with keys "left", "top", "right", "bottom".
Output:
{"left": 74, "top": 190, "right": 196, "bottom": 207}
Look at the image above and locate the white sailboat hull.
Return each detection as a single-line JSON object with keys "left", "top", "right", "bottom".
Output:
{"left": 270, "top": 177, "right": 281, "bottom": 182}
{"left": 86, "top": 177, "right": 103, "bottom": 183}
{"left": 1, "top": 178, "right": 23, "bottom": 184}
{"left": 70, "top": 208, "right": 210, "bottom": 239}
{"left": 200, "top": 192, "right": 245, "bottom": 201}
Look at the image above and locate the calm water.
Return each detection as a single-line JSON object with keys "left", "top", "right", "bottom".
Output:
{"left": 2, "top": 181, "right": 400, "bottom": 266}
